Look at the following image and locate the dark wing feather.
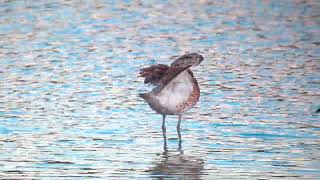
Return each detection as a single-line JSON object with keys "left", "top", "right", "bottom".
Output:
{"left": 153, "top": 65, "right": 192, "bottom": 94}
{"left": 139, "top": 64, "right": 169, "bottom": 85}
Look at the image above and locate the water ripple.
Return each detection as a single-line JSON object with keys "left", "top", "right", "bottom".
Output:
{"left": 0, "top": 0, "right": 319, "bottom": 179}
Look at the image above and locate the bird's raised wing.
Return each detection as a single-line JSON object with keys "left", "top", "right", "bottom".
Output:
{"left": 139, "top": 64, "right": 169, "bottom": 86}
{"left": 152, "top": 65, "right": 192, "bottom": 94}
{"left": 170, "top": 53, "right": 203, "bottom": 68}
{"left": 140, "top": 53, "right": 203, "bottom": 94}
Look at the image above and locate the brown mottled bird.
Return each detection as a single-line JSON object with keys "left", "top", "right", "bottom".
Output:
{"left": 139, "top": 53, "right": 204, "bottom": 149}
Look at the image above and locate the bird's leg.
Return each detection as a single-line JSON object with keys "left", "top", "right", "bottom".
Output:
{"left": 162, "top": 115, "right": 167, "bottom": 152}
{"left": 177, "top": 115, "right": 182, "bottom": 150}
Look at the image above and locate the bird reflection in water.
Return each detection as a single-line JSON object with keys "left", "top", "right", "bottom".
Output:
{"left": 149, "top": 126, "right": 205, "bottom": 179}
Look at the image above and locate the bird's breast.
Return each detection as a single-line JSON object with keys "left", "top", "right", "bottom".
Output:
{"left": 154, "top": 70, "right": 198, "bottom": 114}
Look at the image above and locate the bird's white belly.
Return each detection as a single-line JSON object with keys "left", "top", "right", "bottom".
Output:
{"left": 155, "top": 71, "right": 193, "bottom": 114}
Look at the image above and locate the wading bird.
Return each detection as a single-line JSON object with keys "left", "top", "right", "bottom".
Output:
{"left": 139, "top": 53, "right": 204, "bottom": 150}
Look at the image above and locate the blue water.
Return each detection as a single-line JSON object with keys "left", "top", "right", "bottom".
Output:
{"left": 0, "top": 0, "right": 319, "bottom": 179}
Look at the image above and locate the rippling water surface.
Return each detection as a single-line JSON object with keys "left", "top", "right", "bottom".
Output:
{"left": 0, "top": 0, "right": 319, "bottom": 179}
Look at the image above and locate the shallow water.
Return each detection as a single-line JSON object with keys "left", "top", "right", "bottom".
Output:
{"left": 0, "top": 0, "right": 319, "bottom": 179}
